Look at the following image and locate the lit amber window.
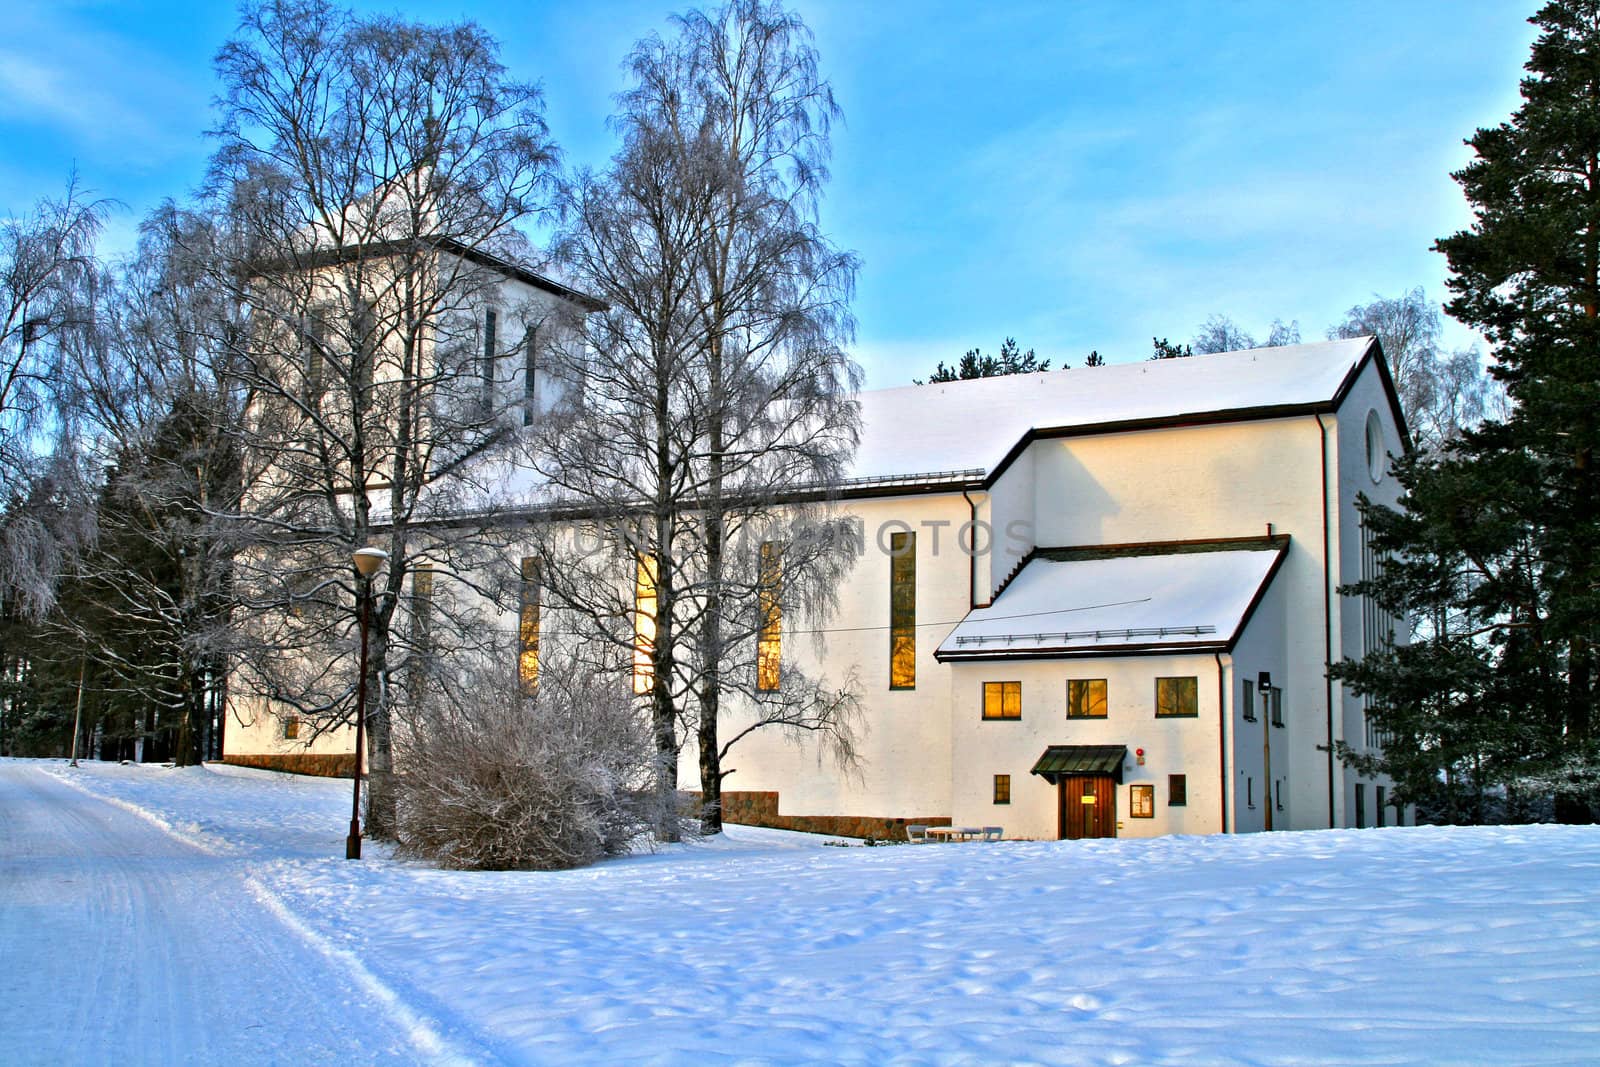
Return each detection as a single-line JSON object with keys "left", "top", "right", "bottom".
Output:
{"left": 283, "top": 715, "right": 300, "bottom": 740}
{"left": 634, "top": 555, "right": 657, "bottom": 695}
{"left": 889, "top": 532, "right": 915, "bottom": 689}
{"left": 982, "top": 681, "right": 1021, "bottom": 720}
{"left": 1155, "top": 676, "right": 1199, "bottom": 718}
{"left": 519, "top": 556, "right": 541, "bottom": 691}
{"left": 993, "top": 774, "right": 1011, "bottom": 804}
{"left": 1067, "top": 678, "right": 1107, "bottom": 718}
{"left": 412, "top": 564, "right": 434, "bottom": 628}
{"left": 757, "top": 541, "right": 782, "bottom": 692}
{"left": 1130, "top": 784, "right": 1154, "bottom": 817}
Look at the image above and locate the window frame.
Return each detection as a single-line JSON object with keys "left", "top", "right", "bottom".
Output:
{"left": 1155, "top": 676, "right": 1199, "bottom": 718}
{"left": 1242, "top": 678, "right": 1256, "bottom": 722}
{"left": 518, "top": 556, "right": 541, "bottom": 692}
{"left": 993, "top": 774, "right": 1011, "bottom": 805}
{"left": 522, "top": 326, "right": 538, "bottom": 427}
{"left": 1067, "top": 678, "right": 1108, "bottom": 719}
{"left": 981, "top": 680, "right": 1022, "bottom": 721}
{"left": 888, "top": 531, "right": 916, "bottom": 690}
{"left": 756, "top": 541, "right": 782, "bottom": 692}
{"left": 1168, "top": 773, "right": 1187, "bottom": 807}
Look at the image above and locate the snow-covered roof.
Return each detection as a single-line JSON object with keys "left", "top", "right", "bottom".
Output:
{"left": 935, "top": 538, "right": 1289, "bottom": 660}
{"left": 850, "top": 338, "right": 1377, "bottom": 483}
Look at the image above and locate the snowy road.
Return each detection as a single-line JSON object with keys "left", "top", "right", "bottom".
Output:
{"left": 0, "top": 763, "right": 426, "bottom": 1066}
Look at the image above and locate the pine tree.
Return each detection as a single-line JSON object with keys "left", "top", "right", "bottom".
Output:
{"left": 919, "top": 338, "right": 1051, "bottom": 383}
{"left": 1338, "top": 0, "right": 1600, "bottom": 822}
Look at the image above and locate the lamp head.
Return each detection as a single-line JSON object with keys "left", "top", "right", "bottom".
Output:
{"left": 352, "top": 547, "right": 389, "bottom": 579}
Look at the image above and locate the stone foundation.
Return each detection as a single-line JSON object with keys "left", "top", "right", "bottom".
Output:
{"left": 701, "top": 790, "right": 950, "bottom": 841}
{"left": 222, "top": 752, "right": 356, "bottom": 778}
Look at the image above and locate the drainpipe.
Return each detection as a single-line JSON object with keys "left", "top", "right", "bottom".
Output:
{"left": 1214, "top": 652, "right": 1229, "bottom": 834}
{"left": 1316, "top": 412, "right": 1336, "bottom": 828}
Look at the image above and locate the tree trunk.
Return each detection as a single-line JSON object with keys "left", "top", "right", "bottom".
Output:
{"left": 697, "top": 328, "right": 726, "bottom": 835}
{"left": 361, "top": 628, "right": 397, "bottom": 839}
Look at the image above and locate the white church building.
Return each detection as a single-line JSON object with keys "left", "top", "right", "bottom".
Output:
{"left": 224, "top": 250, "right": 1409, "bottom": 840}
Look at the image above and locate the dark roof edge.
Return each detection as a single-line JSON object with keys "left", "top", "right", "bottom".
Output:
{"left": 1329, "top": 337, "right": 1413, "bottom": 454}
{"left": 431, "top": 237, "right": 607, "bottom": 313}
{"left": 981, "top": 401, "right": 1338, "bottom": 491}
{"left": 1223, "top": 536, "right": 1293, "bottom": 652}
{"left": 935, "top": 640, "right": 1232, "bottom": 662}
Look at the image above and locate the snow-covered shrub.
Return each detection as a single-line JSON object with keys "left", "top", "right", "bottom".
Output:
{"left": 394, "top": 661, "right": 656, "bottom": 870}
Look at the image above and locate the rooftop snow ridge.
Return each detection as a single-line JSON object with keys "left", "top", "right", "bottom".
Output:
{"left": 848, "top": 337, "right": 1378, "bottom": 482}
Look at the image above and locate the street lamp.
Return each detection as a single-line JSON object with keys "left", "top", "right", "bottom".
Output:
{"left": 346, "top": 546, "right": 388, "bottom": 859}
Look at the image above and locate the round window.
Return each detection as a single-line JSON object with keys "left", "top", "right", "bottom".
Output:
{"left": 1365, "top": 410, "right": 1385, "bottom": 483}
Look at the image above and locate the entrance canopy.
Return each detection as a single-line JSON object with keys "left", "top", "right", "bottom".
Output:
{"left": 1030, "top": 744, "right": 1128, "bottom": 784}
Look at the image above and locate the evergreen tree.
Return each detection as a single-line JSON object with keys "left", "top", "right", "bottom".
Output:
{"left": 1337, "top": 0, "right": 1600, "bottom": 822}
{"left": 1149, "top": 337, "right": 1191, "bottom": 360}
{"left": 919, "top": 337, "right": 1051, "bottom": 383}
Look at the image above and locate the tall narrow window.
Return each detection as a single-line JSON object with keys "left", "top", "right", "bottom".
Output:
{"left": 1269, "top": 686, "right": 1284, "bottom": 728}
{"left": 982, "top": 681, "right": 1021, "bottom": 720}
{"left": 1169, "top": 774, "right": 1187, "bottom": 807}
{"left": 1246, "top": 777, "right": 1255, "bottom": 809}
{"left": 482, "top": 308, "right": 498, "bottom": 406}
{"left": 519, "top": 556, "right": 541, "bottom": 692}
{"left": 634, "top": 555, "right": 657, "bottom": 695}
{"left": 1242, "top": 679, "right": 1256, "bottom": 722}
{"left": 1355, "top": 783, "right": 1367, "bottom": 829}
{"left": 303, "top": 311, "right": 326, "bottom": 396}
{"left": 408, "top": 564, "right": 435, "bottom": 707}
{"left": 522, "top": 327, "right": 538, "bottom": 427}
{"left": 757, "top": 541, "right": 782, "bottom": 692}
{"left": 889, "top": 531, "right": 915, "bottom": 689}
{"left": 1376, "top": 785, "right": 1387, "bottom": 827}
{"left": 1155, "top": 676, "right": 1199, "bottom": 718}
{"left": 1067, "top": 678, "right": 1107, "bottom": 718}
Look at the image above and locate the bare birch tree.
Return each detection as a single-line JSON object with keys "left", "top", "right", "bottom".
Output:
{"left": 537, "top": 0, "right": 862, "bottom": 837}
{"left": 0, "top": 177, "right": 109, "bottom": 616}
{"left": 206, "top": 0, "right": 561, "bottom": 835}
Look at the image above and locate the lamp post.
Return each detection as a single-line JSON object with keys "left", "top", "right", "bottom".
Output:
{"left": 347, "top": 546, "right": 388, "bottom": 859}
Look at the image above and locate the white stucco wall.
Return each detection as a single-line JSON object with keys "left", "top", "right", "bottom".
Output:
{"left": 676, "top": 493, "right": 972, "bottom": 820}
{"left": 1331, "top": 356, "right": 1409, "bottom": 827}
{"left": 945, "top": 653, "right": 1226, "bottom": 839}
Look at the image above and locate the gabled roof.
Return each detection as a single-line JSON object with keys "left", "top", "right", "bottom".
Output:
{"left": 935, "top": 537, "right": 1290, "bottom": 660}
{"left": 848, "top": 337, "right": 1385, "bottom": 485}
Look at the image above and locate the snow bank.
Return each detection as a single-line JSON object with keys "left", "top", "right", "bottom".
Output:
{"left": 25, "top": 759, "right": 1600, "bottom": 1065}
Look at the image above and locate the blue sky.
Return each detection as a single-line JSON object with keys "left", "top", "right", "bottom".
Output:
{"left": 1, "top": 1, "right": 1535, "bottom": 387}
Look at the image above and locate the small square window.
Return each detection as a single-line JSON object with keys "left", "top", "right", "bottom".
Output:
{"left": 1067, "top": 678, "right": 1107, "bottom": 718}
{"left": 1130, "top": 784, "right": 1154, "bottom": 818}
{"left": 1169, "top": 773, "right": 1187, "bottom": 807}
{"left": 1155, "top": 676, "right": 1198, "bottom": 718}
{"left": 284, "top": 716, "right": 300, "bottom": 741}
{"left": 982, "top": 681, "right": 1021, "bottom": 720}
{"left": 993, "top": 774, "right": 1011, "bottom": 805}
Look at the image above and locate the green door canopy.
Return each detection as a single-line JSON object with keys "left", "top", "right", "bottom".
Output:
{"left": 1030, "top": 744, "right": 1128, "bottom": 785}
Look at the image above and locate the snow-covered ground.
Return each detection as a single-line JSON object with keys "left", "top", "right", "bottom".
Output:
{"left": 3, "top": 759, "right": 1598, "bottom": 1066}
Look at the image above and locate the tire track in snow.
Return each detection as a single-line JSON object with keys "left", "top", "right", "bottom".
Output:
{"left": 23, "top": 765, "right": 495, "bottom": 1067}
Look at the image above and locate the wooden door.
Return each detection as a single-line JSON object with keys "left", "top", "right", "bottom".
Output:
{"left": 1058, "top": 776, "right": 1116, "bottom": 840}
